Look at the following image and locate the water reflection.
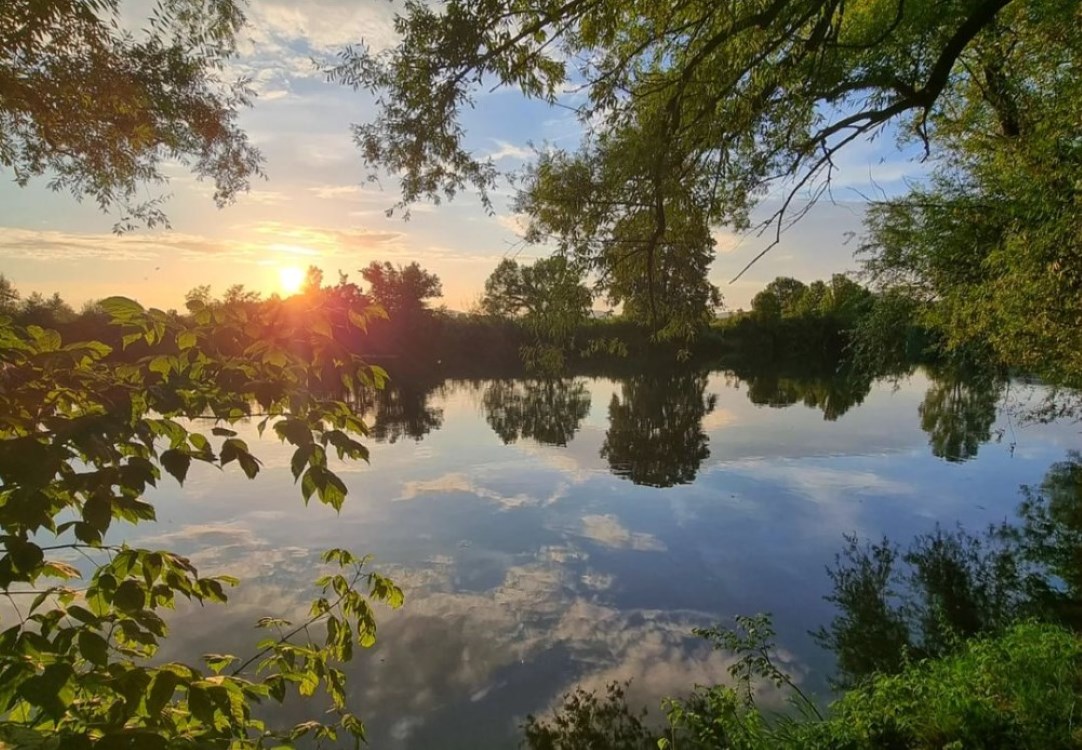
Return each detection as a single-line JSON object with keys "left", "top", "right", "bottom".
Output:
{"left": 350, "top": 363, "right": 1020, "bottom": 480}
{"left": 738, "top": 367, "right": 873, "bottom": 421}
{"left": 815, "top": 451, "right": 1082, "bottom": 688}
{"left": 104, "top": 363, "right": 1076, "bottom": 749}
{"left": 601, "top": 371, "right": 717, "bottom": 487}
{"left": 483, "top": 379, "right": 592, "bottom": 446}
{"left": 918, "top": 366, "right": 1005, "bottom": 462}
{"left": 354, "top": 378, "right": 445, "bottom": 443}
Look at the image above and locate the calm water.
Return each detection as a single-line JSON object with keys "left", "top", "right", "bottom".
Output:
{"left": 115, "top": 364, "right": 1076, "bottom": 747}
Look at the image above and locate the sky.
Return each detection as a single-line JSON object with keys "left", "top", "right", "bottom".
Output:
{"left": 0, "top": 0, "right": 929, "bottom": 312}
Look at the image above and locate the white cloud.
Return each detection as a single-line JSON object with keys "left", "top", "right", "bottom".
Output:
{"left": 578, "top": 514, "right": 666, "bottom": 552}
{"left": 487, "top": 140, "right": 533, "bottom": 162}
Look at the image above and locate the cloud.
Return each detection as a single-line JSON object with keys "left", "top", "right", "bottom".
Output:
{"left": 397, "top": 471, "right": 567, "bottom": 509}
{"left": 309, "top": 184, "right": 363, "bottom": 199}
{"left": 577, "top": 514, "right": 666, "bottom": 552}
{"left": 0, "top": 223, "right": 406, "bottom": 265}
{"left": 0, "top": 227, "right": 220, "bottom": 262}
{"left": 486, "top": 140, "right": 533, "bottom": 162}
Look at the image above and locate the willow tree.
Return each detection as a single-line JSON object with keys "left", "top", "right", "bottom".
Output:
{"left": 328, "top": 0, "right": 1034, "bottom": 338}
{"left": 860, "top": 0, "right": 1082, "bottom": 384}
{"left": 1, "top": 0, "right": 261, "bottom": 228}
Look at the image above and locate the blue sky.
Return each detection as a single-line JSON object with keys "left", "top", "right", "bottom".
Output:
{"left": 0, "top": 0, "right": 928, "bottom": 311}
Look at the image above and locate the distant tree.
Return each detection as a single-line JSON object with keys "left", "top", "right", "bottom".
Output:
{"left": 360, "top": 261, "right": 442, "bottom": 319}
{"left": 19, "top": 291, "right": 75, "bottom": 327}
{"left": 0, "top": 0, "right": 261, "bottom": 228}
{"left": 303, "top": 265, "right": 325, "bottom": 295}
{"left": 762, "top": 277, "right": 808, "bottom": 317}
{"left": 482, "top": 257, "right": 592, "bottom": 334}
{"left": 0, "top": 274, "right": 19, "bottom": 315}
{"left": 750, "top": 289, "right": 782, "bottom": 323}
{"left": 222, "top": 284, "right": 262, "bottom": 305}
{"left": 793, "top": 280, "right": 829, "bottom": 318}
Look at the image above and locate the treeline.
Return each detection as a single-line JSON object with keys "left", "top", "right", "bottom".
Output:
{"left": 2, "top": 261, "right": 931, "bottom": 376}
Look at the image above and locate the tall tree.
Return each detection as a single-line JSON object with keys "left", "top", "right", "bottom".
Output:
{"left": 360, "top": 261, "right": 442, "bottom": 320}
{"left": 1, "top": 0, "right": 261, "bottom": 228}
{"left": 481, "top": 256, "right": 592, "bottom": 334}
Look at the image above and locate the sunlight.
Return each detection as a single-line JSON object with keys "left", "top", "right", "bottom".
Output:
{"left": 278, "top": 265, "right": 305, "bottom": 295}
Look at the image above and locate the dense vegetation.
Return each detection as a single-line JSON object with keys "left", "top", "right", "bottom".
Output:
{"left": 0, "top": 284, "right": 405, "bottom": 746}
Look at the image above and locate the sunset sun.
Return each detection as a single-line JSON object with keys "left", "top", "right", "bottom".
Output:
{"left": 278, "top": 265, "right": 304, "bottom": 295}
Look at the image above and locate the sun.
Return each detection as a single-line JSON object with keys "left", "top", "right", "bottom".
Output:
{"left": 278, "top": 266, "right": 305, "bottom": 295}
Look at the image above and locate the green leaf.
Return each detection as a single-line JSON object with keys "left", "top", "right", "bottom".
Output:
{"left": 161, "top": 449, "right": 192, "bottom": 485}
{"left": 147, "top": 670, "right": 179, "bottom": 717}
{"left": 203, "top": 654, "right": 238, "bottom": 675}
{"left": 176, "top": 330, "right": 198, "bottom": 350}
{"left": 100, "top": 296, "right": 145, "bottom": 321}
{"left": 211, "top": 427, "right": 237, "bottom": 437}
{"left": 77, "top": 631, "right": 109, "bottom": 667}
{"left": 187, "top": 684, "right": 215, "bottom": 724}
{"left": 148, "top": 355, "right": 173, "bottom": 376}
{"left": 114, "top": 580, "right": 146, "bottom": 613}
{"left": 291, "top": 444, "right": 314, "bottom": 481}
{"left": 7, "top": 539, "right": 44, "bottom": 575}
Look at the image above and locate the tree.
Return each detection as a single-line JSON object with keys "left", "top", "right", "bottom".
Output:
{"left": 0, "top": 293, "right": 401, "bottom": 746}
{"left": 762, "top": 278, "right": 808, "bottom": 317}
{"left": 0, "top": 274, "right": 18, "bottom": 315}
{"left": 481, "top": 256, "right": 592, "bottom": 333}
{"left": 328, "top": 0, "right": 1034, "bottom": 324}
{"left": 749, "top": 289, "right": 782, "bottom": 322}
{"left": 360, "top": 261, "right": 442, "bottom": 319}
{"left": 1, "top": 0, "right": 261, "bottom": 228}
{"left": 859, "top": 2, "right": 1082, "bottom": 384}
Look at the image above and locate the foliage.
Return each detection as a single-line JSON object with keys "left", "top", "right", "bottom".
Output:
{"left": 859, "top": 0, "right": 1082, "bottom": 385}
{"left": 521, "top": 681, "right": 658, "bottom": 750}
{"left": 328, "top": 0, "right": 1031, "bottom": 332}
{"left": 513, "top": 145, "right": 723, "bottom": 341}
{"left": 482, "top": 257, "right": 592, "bottom": 335}
{"left": 0, "top": 290, "right": 404, "bottom": 747}
{"left": 524, "top": 621, "right": 1082, "bottom": 750}
{"left": 0, "top": 0, "right": 261, "bottom": 228}
{"left": 359, "top": 261, "right": 443, "bottom": 321}
{"left": 797, "top": 622, "right": 1082, "bottom": 750}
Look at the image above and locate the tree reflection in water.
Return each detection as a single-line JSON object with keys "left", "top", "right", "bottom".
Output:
{"left": 352, "top": 378, "right": 445, "bottom": 443}
{"left": 816, "top": 452, "right": 1082, "bottom": 687}
{"left": 601, "top": 371, "right": 717, "bottom": 488}
{"left": 918, "top": 366, "right": 1005, "bottom": 462}
{"left": 482, "top": 379, "right": 592, "bottom": 446}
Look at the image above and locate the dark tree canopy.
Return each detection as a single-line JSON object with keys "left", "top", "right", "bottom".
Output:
{"left": 481, "top": 256, "right": 592, "bottom": 332}
{"left": 360, "top": 261, "right": 443, "bottom": 320}
{"left": 0, "top": 0, "right": 261, "bottom": 228}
